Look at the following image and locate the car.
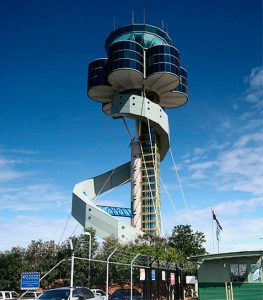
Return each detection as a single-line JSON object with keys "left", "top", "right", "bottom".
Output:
{"left": 0, "top": 291, "right": 19, "bottom": 300}
{"left": 37, "top": 287, "right": 103, "bottom": 300}
{"left": 109, "top": 289, "right": 142, "bottom": 300}
{"left": 19, "top": 291, "right": 42, "bottom": 300}
{"left": 90, "top": 290, "right": 106, "bottom": 300}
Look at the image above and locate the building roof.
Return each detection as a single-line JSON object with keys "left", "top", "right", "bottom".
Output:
{"left": 190, "top": 250, "right": 263, "bottom": 261}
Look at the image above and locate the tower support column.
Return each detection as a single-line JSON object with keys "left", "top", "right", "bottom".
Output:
{"left": 131, "top": 139, "right": 142, "bottom": 230}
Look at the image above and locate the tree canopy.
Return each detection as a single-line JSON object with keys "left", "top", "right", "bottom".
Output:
{"left": 0, "top": 225, "right": 206, "bottom": 290}
{"left": 169, "top": 224, "right": 206, "bottom": 257}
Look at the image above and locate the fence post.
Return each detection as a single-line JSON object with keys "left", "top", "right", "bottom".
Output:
{"left": 130, "top": 253, "right": 140, "bottom": 300}
{"left": 106, "top": 247, "right": 119, "bottom": 300}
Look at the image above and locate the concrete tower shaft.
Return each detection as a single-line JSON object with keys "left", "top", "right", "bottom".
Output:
{"left": 131, "top": 139, "right": 142, "bottom": 229}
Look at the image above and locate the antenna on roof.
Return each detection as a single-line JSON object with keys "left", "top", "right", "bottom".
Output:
{"left": 132, "top": 10, "right": 134, "bottom": 24}
{"left": 113, "top": 16, "right": 116, "bottom": 30}
{"left": 143, "top": 8, "right": 146, "bottom": 24}
{"left": 161, "top": 19, "right": 164, "bottom": 30}
{"left": 166, "top": 22, "right": 169, "bottom": 34}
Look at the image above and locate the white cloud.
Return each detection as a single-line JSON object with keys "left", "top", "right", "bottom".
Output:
{"left": 217, "top": 133, "right": 263, "bottom": 194}
{"left": 0, "top": 183, "right": 69, "bottom": 211}
{"left": 0, "top": 146, "right": 39, "bottom": 155}
{"left": 0, "top": 149, "right": 44, "bottom": 181}
{"left": 0, "top": 149, "right": 69, "bottom": 212}
{"left": 233, "top": 131, "right": 263, "bottom": 147}
{"left": 0, "top": 215, "right": 82, "bottom": 251}
{"left": 0, "top": 157, "right": 25, "bottom": 181}
{"left": 189, "top": 161, "right": 218, "bottom": 179}
{"left": 163, "top": 197, "right": 263, "bottom": 253}
{"left": 184, "top": 125, "right": 263, "bottom": 195}
{"left": 245, "top": 66, "right": 263, "bottom": 103}
{"left": 242, "top": 67, "right": 263, "bottom": 126}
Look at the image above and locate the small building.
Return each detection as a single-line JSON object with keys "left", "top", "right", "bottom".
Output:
{"left": 191, "top": 250, "right": 263, "bottom": 300}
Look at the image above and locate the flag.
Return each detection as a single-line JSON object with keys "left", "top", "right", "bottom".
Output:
{"left": 212, "top": 210, "right": 223, "bottom": 231}
{"left": 216, "top": 225, "right": 220, "bottom": 241}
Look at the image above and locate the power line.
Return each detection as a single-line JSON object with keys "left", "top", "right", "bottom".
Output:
{"left": 58, "top": 213, "right": 71, "bottom": 246}
{"left": 69, "top": 224, "right": 79, "bottom": 238}
{"left": 160, "top": 176, "right": 178, "bottom": 217}
{"left": 169, "top": 147, "right": 191, "bottom": 225}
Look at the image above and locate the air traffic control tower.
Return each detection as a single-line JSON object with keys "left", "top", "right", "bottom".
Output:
{"left": 72, "top": 24, "right": 188, "bottom": 240}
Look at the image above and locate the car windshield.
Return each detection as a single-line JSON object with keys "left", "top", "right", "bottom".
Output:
{"left": 114, "top": 289, "right": 140, "bottom": 296}
{"left": 21, "top": 292, "right": 36, "bottom": 299}
{"left": 38, "top": 290, "right": 70, "bottom": 300}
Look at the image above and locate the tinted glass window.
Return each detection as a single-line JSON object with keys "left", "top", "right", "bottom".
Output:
{"left": 5, "top": 294, "right": 10, "bottom": 299}
{"left": 147, "top": 63, "right": 179, "bottom": 75}
{"left": 108, "top": 59, "right": 143, "bottom": 73}
{"left": 89, "top": 59, "right": 107, "bottom": 69}
{"left": 0, "top": 294, "right": 3, "bottom": 299}
{"left": 147, "top": 45, "right": 179, "bottom": 58}
{"left": 175, "top": 84, "right": 188, "bottom": 94}
{"left": 98, "top": 291, "right": 106, "bottom": 296}
{"left": 21, "top": 293, "right": 35, "bottom": 299}
{"left": 109, "top": 41, "right": 143, "bottom": 54}
{"left": 181, "top": 77, "right": 187, "bottom": 85}
{"left": 180, "top": 68, "right": 187, "bottom": 77}
{"left": 109, "top": 50, "right": 143, "bottom": 61}
{"left": 80, "top": 288, "right": 94, "bottom": 300}
{"left": 11, "top": 294, "right": 18, "bottom": 299}
{"left": 105, "top": 24, "right": 171, "bottom": 50}
{"left": 38, "top": 289, "right": 70, "bottom": 300}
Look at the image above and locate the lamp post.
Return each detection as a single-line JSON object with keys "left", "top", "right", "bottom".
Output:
{"left": 69, "top": 238, "right": 74, "bottom": 300}
{"left": 84, "top": 232, "right": 92, "bottom": 287}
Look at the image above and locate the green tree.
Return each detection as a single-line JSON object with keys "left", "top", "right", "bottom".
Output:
{"left": 169, "top": 225, "right": 206, "bottom": 257}
{"left": 71, "top": 227, "right": 99, "bottom": 287}
{"left": 168, "top": 224, "right": 206, "bottom": 275}
{"left": 0, "top": 247, "right": 25, "bottom": 290}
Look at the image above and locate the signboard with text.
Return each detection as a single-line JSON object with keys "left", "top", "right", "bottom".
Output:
{"left": 151, "top": 269, "right": 156, "bottom": 281}
{"left": 170, "top": 272, "right": 175, "bottom": 285}
{"left": 140, "top": 268, "right": 145, "bottom": 281}
{"left": 21, "top": 272, "right": 40, "bottom": 290}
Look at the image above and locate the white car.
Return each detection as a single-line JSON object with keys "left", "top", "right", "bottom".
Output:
{"left": 0, "top": 291, "right": 19, "bottom": 300}
{"left": 19, "top": 291, "right": 42, "bottom": 300}
{"left": 90, "top": 290, "right": 106, "bottom": 300}
{"left": 37, "top": 287, "right": 103, "bottom": 300}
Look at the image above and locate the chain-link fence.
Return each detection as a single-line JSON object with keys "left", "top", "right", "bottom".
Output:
{"left": 71, "top": 247, "right": 185, "bottom": 300}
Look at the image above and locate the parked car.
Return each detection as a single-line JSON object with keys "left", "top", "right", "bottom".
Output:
{"left": 19, "top": 291, "right": 42, "bottom": 300}
{"left": 37, "top": 287, "right": 103, "bottom": 300}
{"left": 109, "top": 289, "right": 142, "bottom": 300}
{"left": 0, "top": 291, "right": 19, "bottom": 300}
{"left": 90, "top": 290, "right": 106, "bottom": 300}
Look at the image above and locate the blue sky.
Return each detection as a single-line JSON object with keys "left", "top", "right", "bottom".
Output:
{"left": 0, "top": 0, "right": 262, "bottom": 252}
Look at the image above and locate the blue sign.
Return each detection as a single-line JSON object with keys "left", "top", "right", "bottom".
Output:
{"left": 151, "top": 269, "right": 156, "bottom": 281}
{"left": 21, "top": 272, "right": 40, "bottom": 290}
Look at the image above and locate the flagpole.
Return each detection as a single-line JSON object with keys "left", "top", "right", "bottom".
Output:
{"left": 217, "top": 225, "right": 220, "bottom": 253}
{"left": 211, "top": 206, "right": 215, "bottom": 253}
{"left": 212, "top": 209, "right": 223, "bottom": 254}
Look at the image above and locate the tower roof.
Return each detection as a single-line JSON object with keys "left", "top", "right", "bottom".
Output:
{"left": 105, "top": 23, "right": 172, "bottom": 50}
